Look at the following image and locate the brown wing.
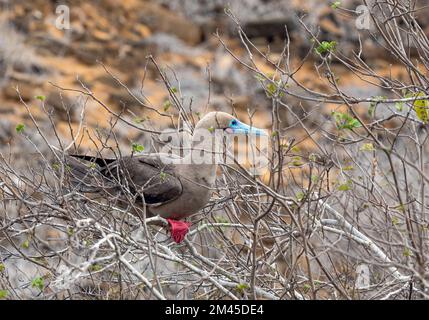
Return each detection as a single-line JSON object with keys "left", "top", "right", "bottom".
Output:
{"left": 70, "top": 154, "right": 183, "bottom": 205}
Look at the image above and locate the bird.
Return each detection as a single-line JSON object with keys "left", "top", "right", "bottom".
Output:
{"left": 65, "top": 112, "right": 267, "bottom": 243}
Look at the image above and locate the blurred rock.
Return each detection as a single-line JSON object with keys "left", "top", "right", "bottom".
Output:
{"left": 230, "top": 95, "right": 250, "bottom": 111}
{"left": 3, "top": 81, "right": 34, "bottom": 101}
{"left": 136, "top": 33, "right": 204, "bottom": 57}
{"left": 73, "top": 42, "right": 113, "bottom": 65}
{"left": 109, "top": 88, "right": 141, "bottom": 111}
{"left": 0, "top": 118, "right": 12, "bottom": 143}
{"left": 242, "top": 18, "right": 298, "bottom": 52}
{"left": 45, "top": 91, "right": 76, "bottom": 121}
{"left": 139, "top": 3, "right": 202, "bottom": 45}
{"left": 91, "top": 29, "right": 114, "bottom": 43}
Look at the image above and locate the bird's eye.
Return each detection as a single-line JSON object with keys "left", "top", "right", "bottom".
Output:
{"left": 231, "top": 120, "right": 238, "bottom": 126}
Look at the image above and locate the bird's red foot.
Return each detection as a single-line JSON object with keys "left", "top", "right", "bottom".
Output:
{"left": 167, "top": 218, "right": 191, "bottom": 243}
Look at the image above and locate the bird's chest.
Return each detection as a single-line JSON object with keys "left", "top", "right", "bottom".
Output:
{"left": 152, "top": 168, "right": 214, "bottom": 218}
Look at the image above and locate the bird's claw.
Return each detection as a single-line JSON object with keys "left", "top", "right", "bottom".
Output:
{"left": 167, "top": 218, "right": 191, "bottom": 243}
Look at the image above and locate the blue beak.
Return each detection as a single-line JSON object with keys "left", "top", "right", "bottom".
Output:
{"left": 229, "top": 120, "right": 267, "bottom": 136}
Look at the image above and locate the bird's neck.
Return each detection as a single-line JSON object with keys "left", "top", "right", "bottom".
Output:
{"left": 181, "top": 129, "right": 222, "bottom": 183}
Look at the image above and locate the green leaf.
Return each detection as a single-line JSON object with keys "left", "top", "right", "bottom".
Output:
{"left": 308, "top": 153, "right": 318, "bottom": 162}
{"left": 163, "top": 100, "right": 172, "bottom": 112}
{"left": 15, "top": 123, "right": 25, "bottom": 133}
{"left": 395, "top": 102, "right": 403, "bottom": 112}
{"left": 35, "top": 95, "right": 46, "bottom": 101}
{"left": 89, "top": 264, "right": 102, "bottom": 272}
{"left": 31, "top": 277, "right": 44, "bottom": 291}
{"left": 0, "top": 263, "right": 5, "bottom": 272}
{"left": 236, "top": 283, "right": 249, "bottom": 293}
{"left": 303, "top": 283, "right": 311, "bottom": 293}
{"left": 338, "top": 180, "right": 352, "bottom": 191}
{"left": 315, "top": 41, "right": 337, "bottom": 54}
{"left": 254, "top": 73, "right": 266, "bottom": 82}
{"left": 0, "top": 290, "right": 8, "bottom": 299}
{"left": 208, "top": 126, "right": 215, "bottom": 133}
{"left": 404, "top": 91, "right": 414, "bottom": 99}
{"left": 368, "top": 102, "right": 376, "bottom": 118}
{"left": 22, "top": 239, "right": 30, "bottom": 249}
{"left": 396, "top": 204, "right": 406, "bottom": 212}
{"left": 331, "top": 1, "right": 341, "bottom": 9}
{"left": 266, "top": 83, "right": 277, "bottom": 97}
{"left": 311, "top": 279, "right": 322, "bottom": 286}
{"left": 368, "top": 96, "right": 386, "bottom": 118}
{"left": 332, "top": 112, "right": 362, "bottom": 130}
{"left": 132, "top": 143, "right": 145, "bottom": 153}
{"left": 265, "top": 80, "right": 286, "bottom": 98}
{"left": 214, "top": 216, "right": 229, "bottom": 223}
{"left": 342, "top": 165, "right": 354, "bottom": 171}
{"left": 338, "top": 184, "right": 350, "bottom": 191}
{"left": 413, "top": 92, "right": 428, "bottom": 124}
{"left": 348, "top": 118, "right": 361, "bottom": 128}
{"left": 159, "top": 172, "right": 167, "bottom": 180}
{"left": 291, "top": 156, "right": 303, "bottom": 166}
{"left": 360, "top": 143, "right": 375, "bottom": 152}
{"left": 88, "top": 162, "right": 97, "bottom": 169}
{"left": 403, "top": 247, "right": 412, "bottom": 257}
{"left": 171, "top": 87, "right": 177, "bottom": 93}
{"left": 296, "top": 192, "right": 305, "bottom": 201}
{"left": 133, "top": 117, "right": 144, "bottom": 124}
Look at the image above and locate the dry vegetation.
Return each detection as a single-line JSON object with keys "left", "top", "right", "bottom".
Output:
{"left": 1, "top": 0, "right": 429, "bottom": 300}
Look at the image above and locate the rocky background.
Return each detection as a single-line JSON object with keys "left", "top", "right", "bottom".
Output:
{"left": 0, "top": 0, "right": 427, "bottom": 152}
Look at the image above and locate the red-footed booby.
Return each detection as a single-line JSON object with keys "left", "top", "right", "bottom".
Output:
{"left": 66, "top": 112, "right": 267, "bottom": 243}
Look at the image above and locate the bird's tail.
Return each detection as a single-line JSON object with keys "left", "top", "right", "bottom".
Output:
{"left": 63, "top": 155, "right": 116, "bottom": 193}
